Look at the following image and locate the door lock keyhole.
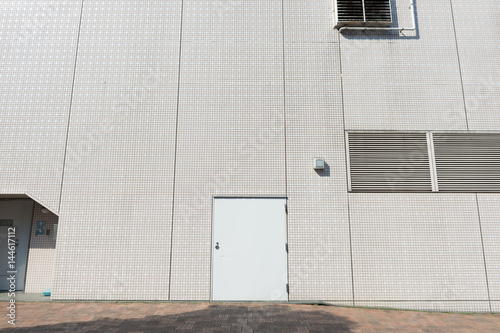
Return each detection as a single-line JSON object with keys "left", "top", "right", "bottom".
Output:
{"left": 215, "top": 242, "right": 220, "bottom": 250}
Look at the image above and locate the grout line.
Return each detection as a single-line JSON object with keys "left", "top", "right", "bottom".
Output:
{"left": 474, "top": 193, "right": 492, "bottom": 312}
{"left": 58, "top": 0, "right": 85, "bottom": 215}
{"left": 281, "top": 0, "right": 288, "bottom": 199}
{"left": 281, "top": 0, "right": 290, "bottom": 301}
{"left": 337, "top": 31, "right": 355, "bottom": 307}
{"left": 168, "top": 0, "right": 184, "bottom": 301}
{"left": 448, "top": 0, "right": 470, "bottom": 130}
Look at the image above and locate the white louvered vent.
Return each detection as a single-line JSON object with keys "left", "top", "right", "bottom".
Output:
{"left": 348, "top": 133, "right": 432, "bottom": 192}
{"left": 334, "top": 0, "right": 392, "bottom": 29}
{"left": 433, "top": 133, "right": 500, "bottom": 192}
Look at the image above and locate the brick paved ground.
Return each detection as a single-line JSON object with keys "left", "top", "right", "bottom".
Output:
{"left": 0, "top": 302, "right": 499, "bottom": 332}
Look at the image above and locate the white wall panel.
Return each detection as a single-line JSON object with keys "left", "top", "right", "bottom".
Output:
{"left": 341, "top": 0, "right": 468, "bottom": 131}
{"left": 0, "top": 1, "right": 82, "bottom": 211}
{"left": 492, "top": 301, "right": 500, "bottom": 312}
{"left": 54, "top": 0, "right": 181, "bottom": 300}
{"left": 284, "top": 0, "right": 352, "bottom": 302}
{"left": 350, "top": 194, "right": 489, "bottom": 303}
{"left": 170, "top": 0, "right": 285, "bottom": 300}
{"left": 0, "top": 0, "right": 498, "bottom": 312}
{"left": 476, "top": 194, "right": 500, "bottom": 302}
{"left": 451, "top": 0, "right": 500, "bottom": 130}
{"left": 355, "top": 301, "right": 490, "bottom": 313}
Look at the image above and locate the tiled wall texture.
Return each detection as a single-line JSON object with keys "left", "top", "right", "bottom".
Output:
{"left": 0, "top": 0, "right": 499, "bottom": 312}
{"left": 284, "top": 0, "right": 351, "bottom": 302}
{"left": 476, "top": 195, "right": 500, "bottom": 305}
{"left": 349, "top": 194, "right": 490, "bottom": 312}
{"left": 0, "top": 1, "right": 82, "bottom": 212}
{"left": 342, "top": 0, "right": 467, "bottom": 131}
{"left": 54, "top": 0, "right": 181, "bottom": 300}
{"left": 170, "top": 0, "right": 286, "bottom": 300}
{"left": 451, "top": 0, "right": 500, "bottom": 130}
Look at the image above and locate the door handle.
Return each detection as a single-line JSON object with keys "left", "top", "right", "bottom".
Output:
{"left": 215, "top": 242, "right": 220, "bottom": 250}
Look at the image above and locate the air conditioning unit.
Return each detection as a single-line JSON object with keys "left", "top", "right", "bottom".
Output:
{"left": 334, "top": 0, "right": 392, "bottom": 29}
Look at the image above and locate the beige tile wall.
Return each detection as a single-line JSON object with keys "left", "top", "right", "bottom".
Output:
{"left": 341, "top": 0, "right": 468, "bottom": 131}
{"left": 355, "top": 301, "right": 491, "bottom": 313}
{"left": 349, "top": 194, "right": 489, "bottom": 305}
{"left": 284, "top": 0, "right": 351, "bottom": 301}
{"left": 53, "top": 0, "right": 182, "bottom": 300}
{"left": 476, "top": 194, "right": 500, "bottom": 302}
{"left": 170, "top": 0, "right": 286, "bottom": 300}
{"left": 0, "top": 1, "right": 82, "bottom": 212}
{"left": 1, "top": 0, "right": 499, "bottom": 312}
{"left": 452, "top": 0, "right": 500, "bottom": 130}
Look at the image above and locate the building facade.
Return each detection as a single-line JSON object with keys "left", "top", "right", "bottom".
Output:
{"left": 1, "top": 0, "right": 499, "bottom": 312}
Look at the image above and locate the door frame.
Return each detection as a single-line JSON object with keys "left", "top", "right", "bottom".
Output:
{"left": 209, "top": 195, "right": 289, "bottom": 301}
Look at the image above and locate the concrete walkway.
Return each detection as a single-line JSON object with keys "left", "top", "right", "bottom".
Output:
{"left": 0, "top": 302, "right": 499, "bottom": 332}
{"left": 0, "top": 292, "right": 50, "bottom": 302}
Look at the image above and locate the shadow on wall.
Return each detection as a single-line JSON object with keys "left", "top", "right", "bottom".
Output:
{"left": 315, "top": 161, "right": 331, "bottom": 177}
{"left": 1, "top": 304, "right": 357, "bottom": 332}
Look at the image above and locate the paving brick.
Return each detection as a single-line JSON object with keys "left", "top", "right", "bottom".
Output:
{"left": 0, "top": 302, "right": 499, "bottom": 332}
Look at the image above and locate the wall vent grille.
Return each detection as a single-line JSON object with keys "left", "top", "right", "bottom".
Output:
{"left": 434, "top": 133, "right": 500, "bottom": 192}
{"left": 348, "top": 133, "right": 432, "bottom": 192}
{"left": 335, "top": 0, "right": 392, "bottom": 28}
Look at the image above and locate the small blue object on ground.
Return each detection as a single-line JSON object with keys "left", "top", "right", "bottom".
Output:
{"left": 43, "top": 288, "right": 51, "bottom": 296}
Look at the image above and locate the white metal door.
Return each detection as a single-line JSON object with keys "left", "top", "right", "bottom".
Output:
{"left": 212, "top": 198, "right": 288, "bottom": 301}
{"left": 0, "top": 200, "right": 34, "bottom": 291}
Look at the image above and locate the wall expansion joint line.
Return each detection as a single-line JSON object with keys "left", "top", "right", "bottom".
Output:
{"left": 168, "top": 0, "right": 184, "bottom": 301}
{"left": 280, "top": 0, "right": 290, "bottom": 302}
{"left": 281, "top": 0, "right": 288, "bottom": 197}
{"left": 58, "top": 0, "right": 85, "bottom": 215}
{"left": 475, "top": 194, "right": 492, "bottom": 312}
{"left": 338, "top": 36, "right": 355, "bottom": 304}
{"left": 448, "top": 0, "right": 469, "bottom": 130}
